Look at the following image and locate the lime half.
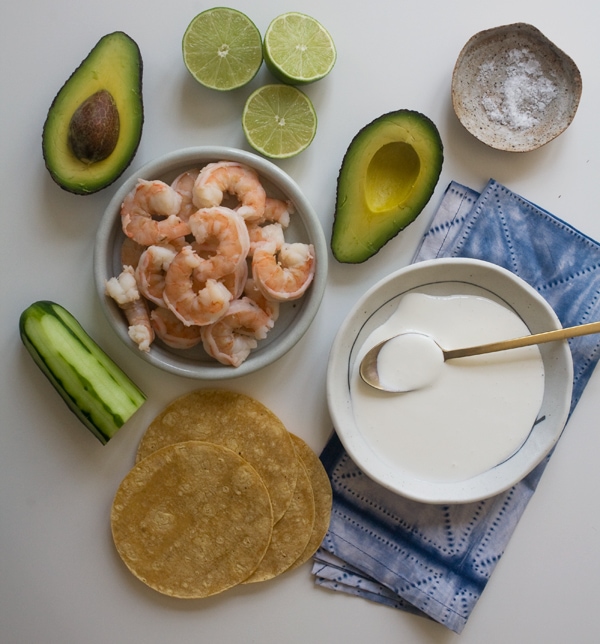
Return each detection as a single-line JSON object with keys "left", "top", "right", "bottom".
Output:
{"left": 242, "top": 84, "right": 317, "bottom": 159}
{"left": 182, "top": 8, "right": 263, "bottom": 91}
{"left": 263, "top": 12, "right": 336, "bottom": 85}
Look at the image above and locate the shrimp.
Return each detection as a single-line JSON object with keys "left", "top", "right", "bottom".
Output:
{"left": 134, "top": 244, "right": 178, "bottom": 307}
{"left": 220, "top": 259, "right": 249, "bottom": 300}
{"left": 171, "top": 168, "right": 200, "bottom": 222}
{"left": 244, "top": 277, "right": 280, "bottom": 322}
{"left": 188, "top": 206, "right": 250, "bottom": 282}
{"left": 201, "top": 297, "right": 275, "bottom": 367}
{"left": 121, "top": 178, "right": 190, "bottom": 246}
{"left": 259, "top": 197, "right": 294, "bottom": 228}
{"left": 120, "top": 237, "right": 145, "bottom": 269}
{"left": 163, "top": 246, "right": 232, "bottom": 326}
{"left": 105, "top": 265, "right": 154, "bottom": 352}
{"left": 193, "top": 161, "right": 266, "bottom": 222}
{"left": 252, "top": 241, "right": 316, "bottom": 302}
{"left": 150, "top": 307, "right": 203, "bottom": 350}
{"left": 246, "top": 221, "right": 285, "bottom": 257}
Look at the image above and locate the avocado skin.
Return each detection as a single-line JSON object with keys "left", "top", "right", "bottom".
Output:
{"left": 331, "top": 109, "right": 443, "bottom": 263}
{"left": 42, "top": 32, "right": 144, "bottom": 196}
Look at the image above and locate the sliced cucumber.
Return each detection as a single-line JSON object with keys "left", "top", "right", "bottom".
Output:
{"left": 20, "top": 301, "right": 146, "bottom": 444}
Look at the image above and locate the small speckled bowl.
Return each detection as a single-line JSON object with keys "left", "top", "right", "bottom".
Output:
{"left": 94, "top": 146, "right": 328, "bottom": 379}
{"left": 452, "top": 23, "right": 582, "bottom": 152}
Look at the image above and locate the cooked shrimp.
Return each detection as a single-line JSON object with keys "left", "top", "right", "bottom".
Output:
{"left": 220, "top": 259, "right": 249, "bottom": 300}
{"left": 188, "top": 206, "right": 250, "bottom": 282}
{"left": 193, "top": 161, "right": 266, "bottom": 222}
{"left": 252, "top": 241, "right": 316, "bottom": 302}
{"left": 135, "top": 244, "right": 177, "bottom": 307}
{"left": 247, "top": 222, "right": 285, "bottom": 257}
{"left": 105, "top": 265, "right": 154, "bottom": 352}
{"left": 120, "top": 237, "right": 145, "bottom": 269}
{"left": 171, "top": 168, "right": 200, "bottom": 222}
{"left": 201, "top": 297, "right": 274, "bottom": 367}
{"left": 150, "top": 307, "right": 203, "bottom": 350}
{"left": 121, "top": 178, "right": 189, "bottom": 246}
{"left": 244, "top": 277, "right": 280, "bottom": 322}
{"left": 260, "top": 197, "right": 294, "bottom": 227}
{"left": 163, "top": 246, "right": 232, "bottom": 326}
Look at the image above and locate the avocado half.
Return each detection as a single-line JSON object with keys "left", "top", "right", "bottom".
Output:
{"left": 42, "top": 32, "right": 144, "bottom": 195}
{"left": 331, "top": 109, "right": 443, "bottom": 263}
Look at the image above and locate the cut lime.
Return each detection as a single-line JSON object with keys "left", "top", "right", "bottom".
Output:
{"left": 263, "top": 12, "right": 336, "bottom": 85}
{"left": 242, "top": 84, "right": 317, "bottom": 159}
{"left": 182, "top": 8, "right": 263, "bottom": 91}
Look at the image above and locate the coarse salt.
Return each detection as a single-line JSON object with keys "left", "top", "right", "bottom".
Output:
{"left": 478, "top": 47, "right": 558, "bottom": 130}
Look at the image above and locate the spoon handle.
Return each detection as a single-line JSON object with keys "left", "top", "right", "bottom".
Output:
{"left": 443, "top": 320, "right": 600, "bottom": 360}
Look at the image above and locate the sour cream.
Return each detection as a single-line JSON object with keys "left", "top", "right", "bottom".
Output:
{"left": 376, "top": 332, "right": 444, "bottom": 391}
{"left": 351, "top": 292, "right": 545, "bottom": 483}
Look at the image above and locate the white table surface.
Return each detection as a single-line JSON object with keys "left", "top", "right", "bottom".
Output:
{"left": 2, "top": 1, "right": 600, "bottom": 642}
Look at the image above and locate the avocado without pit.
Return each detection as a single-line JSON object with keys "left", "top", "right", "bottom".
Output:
{"left": 42, "top": 32, "right": 144, "bottom": 195}
{"left": 331, "top": 109, "right": 443, "bottom": 263}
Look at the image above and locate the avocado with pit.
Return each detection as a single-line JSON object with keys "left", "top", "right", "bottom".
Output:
{"left": 42, "top": 32, "right": 144, "bottom": 195}
{"left": 331, "top": 109, "right": 443, "bottom": 263}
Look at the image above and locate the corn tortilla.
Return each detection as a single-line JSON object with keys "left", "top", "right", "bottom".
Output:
{"left": 136, "top": 390, "right": 299, "bottom": 522}
{"left": 287, "top": 433, "right": 333, "bottom": 570}
{"left": 111, "top": 441, "right": 273, "bottom": 598}
{"left": 244, "top": 457, "right": 315, "bottom": 584}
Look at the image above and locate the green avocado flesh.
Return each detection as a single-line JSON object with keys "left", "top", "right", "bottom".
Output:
{"left": 42, "top": 32, "right": 143, "bottom": 195}
{"left": 331, "top": 109, "right": 443, "bottom": 263}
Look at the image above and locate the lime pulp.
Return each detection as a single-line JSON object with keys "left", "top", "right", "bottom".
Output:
{"left": 182, "top": 7, "right": 263, "bottom": 91}
{"left": 242, "top": 84, "right": 317, "bottom": 159}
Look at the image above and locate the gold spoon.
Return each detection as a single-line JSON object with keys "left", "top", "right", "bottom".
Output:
{"left": 359, "top": 320, "right": 600, "bottom": 393}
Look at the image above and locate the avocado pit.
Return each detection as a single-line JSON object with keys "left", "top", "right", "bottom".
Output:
{"left": 68, "top": 89, "right": 120, "bottom": 164}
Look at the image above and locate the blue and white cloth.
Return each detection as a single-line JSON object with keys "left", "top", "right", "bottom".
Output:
{"left": 312, "top": 180, "right": 600, "bottom": 633}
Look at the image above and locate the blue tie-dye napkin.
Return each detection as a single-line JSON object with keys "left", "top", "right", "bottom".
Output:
{"left": 312, "top": 179, "right": 600, "bottom": 633}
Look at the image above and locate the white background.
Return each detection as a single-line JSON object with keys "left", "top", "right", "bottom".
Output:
{"left": 2, "top": 1, "right": 599, "bottom": 642}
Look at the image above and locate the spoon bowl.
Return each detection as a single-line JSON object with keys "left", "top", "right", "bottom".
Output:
{"left": 360, "top": 332, "right": 444, "bottom": 392}
{"left": 360, "top": 320, "right": 600, "bottom": 393}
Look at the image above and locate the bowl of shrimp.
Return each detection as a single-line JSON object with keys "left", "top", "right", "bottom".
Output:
{"left": 94, "top": 146, "right": 328, "bottom": 379}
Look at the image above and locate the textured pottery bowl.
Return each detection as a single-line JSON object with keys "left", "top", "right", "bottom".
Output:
{"left": 327, "top": 258, "right": 573, "bottom": 503}
{"left": 452, "top": 23, "right": 582, "bottom": 152}
{"left": 94, "top": 146, "right": 327, "bottom": 379}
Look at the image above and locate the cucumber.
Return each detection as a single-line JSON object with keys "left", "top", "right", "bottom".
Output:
{"left": 20, "top": 301, "right": 146, "bottom": 444}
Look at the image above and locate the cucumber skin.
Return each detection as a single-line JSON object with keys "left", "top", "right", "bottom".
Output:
{"left": 20, "top": 301, "right": 146, "bottom": 445}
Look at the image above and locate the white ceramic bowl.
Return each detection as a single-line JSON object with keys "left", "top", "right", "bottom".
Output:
{"left": 327, "top": 258, "right": 573, "bottom": 504}
{"left": 94, "top": 146, "right": 327, "bottom": 379}
{"left": 452, "top": 23, "right": 582, "bottom": 152}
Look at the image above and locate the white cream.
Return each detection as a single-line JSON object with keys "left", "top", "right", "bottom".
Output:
{"left": 376, "top": 332, "right": 444, "bottom": 391}
{"left": 351, "top": 292, "right": 545, "bottom": 483}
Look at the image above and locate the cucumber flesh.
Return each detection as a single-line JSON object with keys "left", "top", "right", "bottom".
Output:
{"left": 20, "top": 301, "right": 146, "bottom": 444}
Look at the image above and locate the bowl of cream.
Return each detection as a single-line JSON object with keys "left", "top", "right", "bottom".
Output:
{"left": 327, "top": 258, "right": 573, "bottom": 503}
